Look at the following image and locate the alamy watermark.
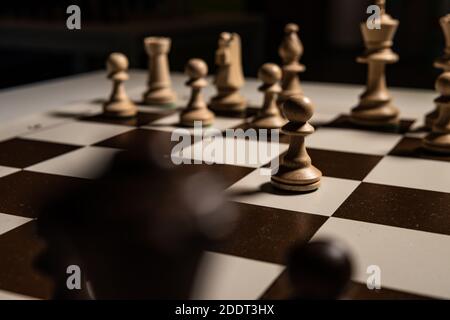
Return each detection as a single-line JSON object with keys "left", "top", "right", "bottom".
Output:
{"left": 66, "top": 5, "right": 81, "bottom": 30}
{"left": 366, "top": 265, "right": 382, "bottom": 290}
{"left": 367, "top": 5, "right": 381, "bottom": 30}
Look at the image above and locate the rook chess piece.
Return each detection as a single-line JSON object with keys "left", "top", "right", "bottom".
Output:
{"left": 103, "top": 53, "right": 137, "bottom": 118}
{"left": 423, "top": 72, "right": 450, "bottom": 154}
{"left": 271, "top": 95, "right": 322, "bottom": 192}
{"left": 180, "top": 58, "right": 215, "bottom": 127}
{"left": 425, "top": 14, "right": 450, "bottom": 129}
{"left": 143, "top": 37, "right": 177, "bottom": 106}
{"left": 252, "top": 63, "right": 287, "bottom": 129}
{"left": 287, "top": 240, "right": 353, "bottom": 300}
{"left": 278, "top": 23, "right": 305, "bottom": 103}
{"left": 210, "top": 32, "right": 247, "bottom": 114}
{"left": 351, "top": 0, "right": 400, "bottom": 127}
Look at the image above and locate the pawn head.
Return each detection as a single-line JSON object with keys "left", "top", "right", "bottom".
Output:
{"left": 258, "top": 63, "right": 282, "bottom": 85}
{"left": 287, "top": 240, "right": 353, "bottom": 300}
{"left": 282, "top": 95, "right": 314, "bottom": 123}
{"left": 285, "top": 23, "right": 299, "bottom": 34}
{"left": 185, "top": 58, "right": 208, "bottom": 79}
{"left": 107, "top": 52, "right": 128, "bottom": 74}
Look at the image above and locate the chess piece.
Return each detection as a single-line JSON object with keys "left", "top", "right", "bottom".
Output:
{"left": 252, "top": 63, "right": 287, "bottom": 129}
{"left": 287, "top": 240, "right": 353, "bottom": 300}
{"left": 210, "top": 32, "right": 247, "bottom": 114}
{"left": 271, "top": 95, "right": 322, "bottom": 192}
{"left": 351, "top": 0, "right": 400, "bottom": 127}
{"left": 425, "top": 14, "right": 450, "bottom": 129}
{"left": 143, "top": 37, "right": 177, "bottom": 106}
{"left": 278, "top": 23, "right": 305, "bottom": 103}
{"left": 423, "top": 71, "right": 450, "bottom": 154}
{"left": 103, "top": 53, "right": 137, "bottom": 118}
{"left": 180, "top": 58, "right": 215, "bottom": 127}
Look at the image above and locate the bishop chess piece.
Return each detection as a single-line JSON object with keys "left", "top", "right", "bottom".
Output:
{"left": 252, "top": 63, "right": 287, "bottom": 129}
{"left": 210, "top": 32, "right": 247, "bottom": 114}
{"left": 287, "top": 240, "right": 353, "bottom": 300}
{"left": 423, "top": 72, "right": 450, "bottom": 154}
{"left": 271, "top": 95, "right": 322, "bottom": 192}
{"left": 351, "top": 0, "right": 400, "bottom": 127}
{"left": 425, "top": 14, "right": 450, "bottom": 129}
{"left": 180, "top": 58, "right": 215, "bottom": 127}
{"left": 143, "top": 37, "right": 177, "bottom": 107}
{"left": 278, "top": 23, "right": 305, "bottom": 103}
{"left": 103, "top": 53, "right": 137, "bottom": 118}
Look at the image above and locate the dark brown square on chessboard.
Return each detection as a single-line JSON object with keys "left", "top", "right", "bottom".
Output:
{"left": 0, "top": 138, "right": 80, "bottom": 168}
{"left": 333, "top": 182, "right": 450, "bottom": 235}
{"left": 389, "top": 137, "right": 450, "bottom": 162}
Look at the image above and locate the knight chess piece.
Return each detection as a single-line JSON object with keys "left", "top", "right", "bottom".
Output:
{"left": 351, "top": 0, "right": 400, "bottom": 127}
{"left": 423, "top": 71, "right": 450, "bottom": 154}
{"left": 425, "top": 14, "right": 450, "bottom": 129}
{"left": 209, "top": 32, "right": 247, "bottom": 114}
{"left": 103, "top": 53, "right": 137, "bottom": 118}
{"left": 252, "top": 63, "right": 287, "bottom": 129}
{"left": 271, "top": 95, "right": 322, "bottom": 192}
{"left": 142, "top": 37, "right": 177, "bottom": 106}
{"left": 278, "top": 23, "right": 305, "bottom": 103}
{"left": 180, "top": 58, "right": 215, "bottom": 127}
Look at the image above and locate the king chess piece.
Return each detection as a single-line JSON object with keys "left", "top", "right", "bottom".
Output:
{"left": 209, "top": 32, "right": 247, "bottom": 114}
{"left": 271, "top": 95, "right": 322, "bottom": 192}
{"left": 351, "top": 0, "right": 400, "bottom": 127}
{"left": 103, "top": 53, "right": 137, "bottom": 118}
{"left": 252, "top": 63, "right": 287, "bottom": 129}
{"left": 278, "top": 23, "right": 305, "bottom": 103}
{"left": 423, "top": 72, "right": 450, "bottom": 154}
{"left": 142, "top": 37, "right": 177, "bottom": 107}
{"left": 180, "top": 58, "right": 215, "bottom": 127}
{"left": 425, "top": 14, "right": 450, "bottom": 129}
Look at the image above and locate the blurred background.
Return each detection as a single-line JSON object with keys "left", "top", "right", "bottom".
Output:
{"left": 1, "top": 0, "right": 449, "bottom": 90}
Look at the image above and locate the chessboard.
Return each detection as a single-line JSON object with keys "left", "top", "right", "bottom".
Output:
{"left": 0, "top": 71, "right": 448, "bottom": 300}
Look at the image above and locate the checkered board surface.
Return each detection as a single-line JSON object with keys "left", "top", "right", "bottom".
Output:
{"left": 0, "top": 79, "right": 449, "bottom": 301}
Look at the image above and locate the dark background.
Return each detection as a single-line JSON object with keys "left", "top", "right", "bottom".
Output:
{"left": 1, "top": 0, "right": 449, "bottom": 90}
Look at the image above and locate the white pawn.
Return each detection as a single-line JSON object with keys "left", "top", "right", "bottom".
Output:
{"left": 103, "top": 53, "right": 137, "bottom": 118}
{"left": 180, "top": 59, "right": 215, "bottom": 127}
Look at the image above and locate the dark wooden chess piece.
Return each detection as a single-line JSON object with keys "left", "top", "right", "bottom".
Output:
{"left": 271, "top": 95, "right": 322, "bottom": 192}
{"left": 287, "top": 240, "right": 353, "bottom": 300}
{"left": 252, "top": 63, "right": 287, "bottom": 129}
{"left": 36, "top": 148, "right": 237, "bottom": 299}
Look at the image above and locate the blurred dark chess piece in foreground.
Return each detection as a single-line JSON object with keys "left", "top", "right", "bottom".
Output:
{"left": 287, "top": 240, "right": 353, "bottom": 300}
{"left": 36, "top": 147, "right": 237, "bottom": 299}
{"left": 103, "top": 53, "right": 137, "bottom": 118}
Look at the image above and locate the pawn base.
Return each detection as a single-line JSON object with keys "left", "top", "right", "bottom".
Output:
{"left": 350, "top": 104, "right": 400, "bottom": 128}
{"left": 210, "top": 91, "right": 247, "bottom": 114}
{"left": 143, "top": 88, "right": 177, "bottom": 106}
{"left": 423, "top": 132, "right": 450, "bottom": 154}
{"left": 103, "top": 100, "right": 137, "bottom": 118}
{"left": 180, "top": 109, "right": 215, "bottom": 127}
{"left": 271, "top": 165, "right": 322, "bottom": 192}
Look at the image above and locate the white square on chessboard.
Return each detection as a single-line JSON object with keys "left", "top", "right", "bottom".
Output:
{"left": 307, "top": 127, "right": 403, "bottom": 156}
{"left": 21, "top": 121, "right": 133, "bottom": 146}
{"left": 26, "top": 146, "right": 120, "bottom": 179}
{"left": 0, "top": 166, "right": 20, "bottom": 178}
{"left": 364, "top": 155, "right": 450, "bottom": 193}
{"left": 0, "top": 213, "right": 32, "bottom": 236}
{"left": 143, "top": 112, "right": 244, "bottom": 134}
{"left": 313, "top": 217, "right": 450, "bottom": 299}
{"left": 0, "top": 289, "right": 37, "bottom": 300}
{"left": 227, "top": 169, "right": 360, "bottom": 216}
{"left": 191, "top": 251, "right": 284, "bottom": 300}
{"left": 178, "top": 137, "right": 289, "bottom": 168}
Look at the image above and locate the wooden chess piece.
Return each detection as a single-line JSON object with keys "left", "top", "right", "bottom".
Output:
{"left": 180, "top": 58, "right": 215, "bottom": 127}
{"left": 252, "top": 63, "right": 287, "bottom": 129}
{"left": 271, "top": 95, "right": 322, "bottom": 192}
{"left": 287, "top": 240, "right": 353, "bottom": 300}
{"left": 210, "top": 32, "right": 247, "bottom": 114}
{"left": 423, "top": 71, "right": 450, "bottom": 154}
{"left": 351, "top": 0, "right": 400, "bottom": 127}
{"left": 425, "top": 14, "right": 450, "bottom": 129}
{"left": 103, "top": 53, "right": 137, "bottom": 118}
{"left": 278, "top": 23, "right": 305, "bottom": 103}
{"left": 143, "top": 37, "right": 177, "bottom": 106}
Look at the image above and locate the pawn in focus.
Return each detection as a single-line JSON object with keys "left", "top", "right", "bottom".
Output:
{"left": 287, "top": 240, "right": 353, "bottom": 300}
{"left": 180, "top": 59, "right": 215, "bottom": 127}
{"left": 252, "top": 63, "right": 287, "bottom": 129}
{"left": 103, "top": 53, "right": 137, "bottom": 118}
